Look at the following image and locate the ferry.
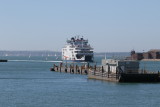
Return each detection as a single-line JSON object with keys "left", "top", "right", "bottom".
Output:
{"left": 62, "top": 36, "right": 94, "bottom": 62}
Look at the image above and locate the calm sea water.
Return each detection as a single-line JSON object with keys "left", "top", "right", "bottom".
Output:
{"left": 0, "top": 56, "right": 160, "bottom": 107}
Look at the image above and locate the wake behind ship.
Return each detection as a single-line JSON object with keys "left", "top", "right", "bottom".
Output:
{"left": 62, "top": 36, "right": 94, "bottom": 62}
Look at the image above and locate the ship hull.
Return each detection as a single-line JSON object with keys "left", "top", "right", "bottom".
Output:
{"left": 62, "top": 59, "right": 93, "bottom": 63}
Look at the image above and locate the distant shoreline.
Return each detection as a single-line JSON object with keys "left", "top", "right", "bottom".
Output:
{"left": 142, "top": 59, "right": 160, "bottom": 61}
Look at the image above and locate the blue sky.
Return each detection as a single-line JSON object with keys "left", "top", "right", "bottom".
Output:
{"left": 0, "top": 0, "right": 160, "bottom": 52}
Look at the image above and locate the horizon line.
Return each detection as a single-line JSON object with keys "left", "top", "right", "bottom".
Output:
{"left": 0, "top": 50, "right": 132, "bottom": 53}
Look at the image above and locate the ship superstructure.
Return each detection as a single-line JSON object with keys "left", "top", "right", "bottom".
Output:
{"left": 62, "top": 36, "right": 94, "bottom": 62}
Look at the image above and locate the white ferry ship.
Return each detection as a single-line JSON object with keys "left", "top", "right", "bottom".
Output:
{"left": 62, "top": 36, "right": 94, "bottom": 62}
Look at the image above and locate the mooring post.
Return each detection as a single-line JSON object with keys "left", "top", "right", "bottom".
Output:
{"left": 87, "top": 63, "right": 90, "bottom": 75}
{"left": 65, "top": 68, "right": 67, "bottom": 73}
{"left": 102, "top": 66, "right": 104, "bottom": 77}
{"left": 108, "top": 70, "right": 109, "bottom": 78}
{"left": 70, "top": 65, "right": 71, "bottom": 73}
{"left": 78, "top": 69, "right": 80, "bottom": 74}
{"left": 65, "top": 63, "right": 67, "bottom": 68}
{"left": 87, "top": 63, "right": 89, "bottom": 69}
{"left": 60, "top": 63, "right": 62, "bottom": 72}
{"left": 73, "top": 63, "right": 74, "bottom": 73}
{"left": 56, "top": 65, "right": 58, "bottom": 71}
{"left": 53, "top": 64, "right": 56, "bottom": 71}
{"left": 65, "top": 64, "right": 67, "bottom": 73}
{"left": 72, "top": 69, "right": 74, "bottom": 74}
{"left": 94, "top": 65, "right": 96, "bottom": 75}
{"left": 94, "top": 64, "right": 96, "bottom": 71}
{"left": 84, "top": 69, "right": 88, "bottom": 75}
{"left": 116, "top": 67, "right": 118, "bottom": 79}
{"left": 81, "top": 66, "right": 82, "bottom": 74}
{"left": 76, "top": 65, "right": 78, "bottom": 74}
{"left": 108, "top": 64, "right": 110, "bottom": 78}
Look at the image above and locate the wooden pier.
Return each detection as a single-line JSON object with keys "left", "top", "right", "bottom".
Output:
{"left": 50, "top": 62, "right": 160, "bottom": 83}
{"left": 50, "top": 63, "right": 92, "bottom": 75}
{"left": 50, "top": 63, "right": 120, "bottom": 82}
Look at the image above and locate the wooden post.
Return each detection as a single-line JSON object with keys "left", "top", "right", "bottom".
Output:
{"left": 87, "top": 63, "right": 89, "bottom": 69}
{"left": 108, "top": 65, "right": 110, "bottom": 78}
{"left": 78, "top": 69, "right": 80, "bottom": 74}
{"left": 65, "top": 68, "right": 67, "bottom": 73}
{"left": 54, "top": 64, "right": 55, "bottom": 69}
{"left": 84, "top": 70, "right": 88, "bottom": 75}
{"left": 65, "top": 63, "right": 67, "bottom": 68}
{"left": 52, "top": 64, "right": 55, "bottom": 71}
{"left": 94, "top": 65, "right": 96, "bottom": 71}
{"left": 94, "top": 65, "right": 96, "bottom": 75}
{"left": 70, "top": 65, "right": 71, "bottom": 73}
{"left": 65, "top": 63, "right": 67, "bottom": 73}
{"left": 76, "top": 65, "right": 78, "bottom": 74}
{"left": 87, "top": 63, "right": 90, "bottom": 75}
{"left": 72, "top": 69, "right": 74, "bottom": 74}
{"left": 60, "top": 63, "right": 62, "bottom": 72}
{"left": 56, "top": 65, "right": 58, "bottom": 71}
{"left": 102, "top": 66, "right": 104, "bottom": 77}
{"left": 81, "top": 65, "right": 82, "bottom": 74}
{"left": 116, "top": 67, "right": 118, "bottom": 79}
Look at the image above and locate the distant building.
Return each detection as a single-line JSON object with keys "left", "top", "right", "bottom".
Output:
{"left": 148, "top": 49, "right": 160, "bottom": 59}
{"left": 126, "top": 49, "right": 160, "bottom": 60}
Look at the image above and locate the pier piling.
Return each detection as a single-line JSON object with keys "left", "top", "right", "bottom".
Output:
{"left": 50, "top": 63, "right": 94, "bottom": 75}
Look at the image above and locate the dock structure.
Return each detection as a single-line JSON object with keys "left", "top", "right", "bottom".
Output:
{"left": 88, "top": 69, "right": 120, "bottom": 82}
{"left": 50, "top": 59, "right": 160, "bottom": 82}
{"left": 88, "top": 69, "right": 160, "bottom": 82}
{"left": 50, "top": 63, "right": 92, "bottom": 75}
{"left": 88, "top": 59, "right": 160, "bottom": 82}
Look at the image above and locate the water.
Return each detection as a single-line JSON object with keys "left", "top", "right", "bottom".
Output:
{"left": 0, "top": 56, "right": 160, "bottom": 107}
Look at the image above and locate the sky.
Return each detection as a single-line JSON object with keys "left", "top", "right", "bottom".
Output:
{"left": 0, "top": 0, "right": 160, "bottom": 52}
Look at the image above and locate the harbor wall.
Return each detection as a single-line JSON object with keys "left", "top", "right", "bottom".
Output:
{"left": 50, "top": 59, "right": 160, "bottom": 83}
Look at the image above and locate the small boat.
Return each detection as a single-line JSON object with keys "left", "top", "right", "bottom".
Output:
{"left": 0, "top": 59, "right": 8, "bottom": 62}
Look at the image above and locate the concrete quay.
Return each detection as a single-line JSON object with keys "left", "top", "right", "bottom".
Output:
{"left": 88, "top": 71, "right": 119, "bottom": 82}
{"left": 88, "top": 69, "right": 160, "bottom": 83}
{"left": 50, "top": 60, "right": 160, "bottom": 83}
